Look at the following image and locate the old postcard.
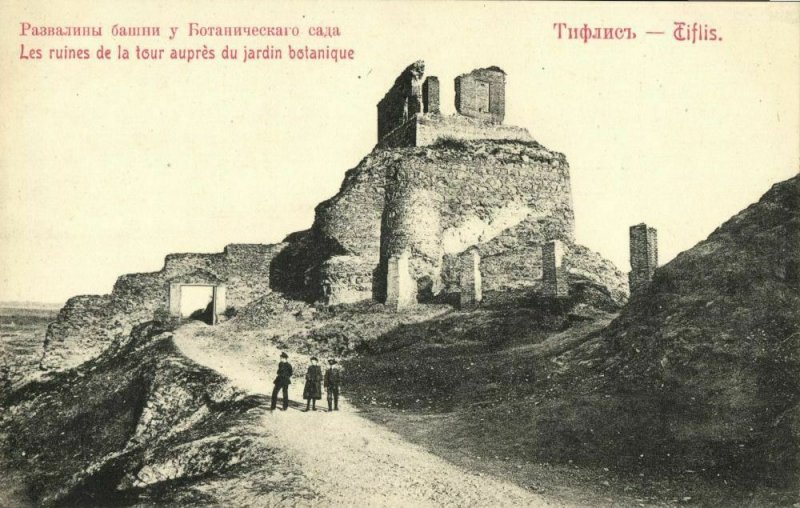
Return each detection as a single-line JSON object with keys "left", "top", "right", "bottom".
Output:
{"left": 1, "top": 1, "right": 798, "bottom": 506}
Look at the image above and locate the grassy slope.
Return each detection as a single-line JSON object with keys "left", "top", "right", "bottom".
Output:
{"left": 598, "top": 176, "right": 799, "bottom": 486}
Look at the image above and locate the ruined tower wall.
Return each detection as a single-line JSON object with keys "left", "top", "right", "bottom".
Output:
{"left": 309, "top": 139, "right": 578, "bottom": 306}
{"left": 454, "top": 67, "right": 506, "bottom": 124}
{"left": 377, "top": 61, "right": 425, "bottom": 141}
{"left": 319, "top": 255, "right": 375, "bottom": 306}
{"left": 379, "top": 139, "right": 575, "bottom": 300}
{"left": 313, "top": 154, "right": 389, "bottom": 258}
{"left": 378, "top": 181, "right": 444, "bottom": 301}
{"left": 299, "top": 150, "right": 403, "bottom": 305}
{"left": 378, "top": 114, "right": 533, "bottom": 149}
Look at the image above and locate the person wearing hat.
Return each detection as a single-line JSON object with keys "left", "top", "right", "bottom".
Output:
{"left": 324, "top": 358, "right": 342, "bottom": 411}
{"left": 270, "top": 352, "right": 293, "bottom": 411}
{"left": 302, "top": 356, "right": 323, "bottom": 411}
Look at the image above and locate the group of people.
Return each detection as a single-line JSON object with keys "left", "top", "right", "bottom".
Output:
{"left": 269, "top": 352, "right": 342, "bottom": 412}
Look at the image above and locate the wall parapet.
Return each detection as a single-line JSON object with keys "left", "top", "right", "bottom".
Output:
{"left": 377, "top": 113, "right": 533, "bottom": 149}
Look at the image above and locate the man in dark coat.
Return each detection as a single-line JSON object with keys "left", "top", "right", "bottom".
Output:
{"left": 270, "top": 352, "right": 293, "bottom": 411}
{"left": 302, "top": 356, "right": 323, "bottom": 411}
{"left": 324, "top": 358, "right": 341, "bottom": 411}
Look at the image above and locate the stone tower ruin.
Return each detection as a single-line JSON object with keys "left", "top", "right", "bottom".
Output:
{"left": 40, "top": 58, "right": 630, "bottom": 373}
{"left": 376, "top": 61, "right": 531, "bottom": 148}
{"left": 629, "top": 223, "right": 658, "bottom": 294}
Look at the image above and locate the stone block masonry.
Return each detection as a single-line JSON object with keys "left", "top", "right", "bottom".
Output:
{"left": 454, "top": 67, "right": 506, "bottom": 124}
{"left": 542, "top": 240, "right": 568, "bottom": 297}
{"left": 386, "top": 250, "right": 415, "bottom": 310}
{"left": 41, "top": 243, "right": 287, "bottom": 371}
{"left": 629, "top": 223, "right": 658, "bottom": 294}
{"left": 319, "top": 255, "right": 375, "bottom": 305}
{"left": 459, "top": 248, "right": 482, "bottom": 308}
{"left": 376, "top": 61, "right": 512, "bottom": 148}
{"left": 377, "top": 139, "right": 576, "bottom": 299}
{"left": 378, "top": 114, "right": 533, "bottom": 149}
{"left": 423, "top": 76, "right": 440, "bottom": 114}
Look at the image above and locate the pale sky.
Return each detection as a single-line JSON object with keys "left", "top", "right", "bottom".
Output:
{"left": 1, "top": 1, "right": 798, "bottom": 304}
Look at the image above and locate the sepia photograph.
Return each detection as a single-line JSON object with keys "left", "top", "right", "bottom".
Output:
{"left": 1, "top": 1, "right": 798, "bottom": 506}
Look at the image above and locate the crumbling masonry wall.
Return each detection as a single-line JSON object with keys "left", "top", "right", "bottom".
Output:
{"left": 377, "top": 61, "right": 426, "bottom": 141}
{"left": 379, "top": 139, "right": 575, "bottom": 302}
{"left": 304, "top": 138, "right": 579, "bottom": 306}
{"left": 378, "top": 182, "right": 444, "bottom": 302}
{"left": 376, "top": 61, "right": 516, "bottom": 149}
{"left": 378, "top": 114, "right": 533, "bottom": 149}
{"left": 454, "top": 67, "right": 506, "bottom": 124}
{"left": 42, "top": 243, "right": 286, "bottom": 371}
{"left": 319, "top": 256, "right": 375, "bottom": 306}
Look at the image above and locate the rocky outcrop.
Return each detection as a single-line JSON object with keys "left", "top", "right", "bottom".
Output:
{"left": 2, "top": 323, "right": 302, "bottom": 506}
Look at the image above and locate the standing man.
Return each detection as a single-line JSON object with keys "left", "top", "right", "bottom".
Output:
{"left": 270, "top": 352, "right": 293, "bottom": 411}
{"left": 324, "top": 358, "right": 341, "bottom": 411}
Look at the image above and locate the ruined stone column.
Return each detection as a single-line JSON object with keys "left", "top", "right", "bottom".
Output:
{"left": 386, "top": 250, "right": 415, "bottom": 310}
{"left": 459, "top": 247, "right": 482, "bottom": 308}
{"left": 168, "top": 283, "right": 181, "bottom": 317}
{"left": 542, "top": 240, "right": 568, "bottom": 297}
{"left": 212, "top": 285, "right": 226, "bottom": 324}
{"left": 629, "top": 223, "right": 658, "bottom": 294}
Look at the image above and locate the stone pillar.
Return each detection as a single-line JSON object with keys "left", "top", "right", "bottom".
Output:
{"left": 168, "top": 283, "right": 181, "bottom": 317}
{"left": 423, "top": 76, "right": 440, "bottom": 114}
{"left": 386, "top": 250, "right": 415, "bottom": 310}
{"left": 212, "top": 285, "right": 226, "bottom": 324}
{"left": 459, "top": 248, "right": 482, "bottom": 308}
{"left": 542, "top": 240, "right": 568, "bottom": 297}
{"left": 629, "top": 223, "right": 658, "bottom": 294}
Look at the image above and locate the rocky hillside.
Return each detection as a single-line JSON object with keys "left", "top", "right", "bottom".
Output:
{"left": 601, "top": 174, "right": 799, "bottom": 485}
{"left": 335, "top": 175, "right": 798, "bottom": 505}
{"left": 1, "top": 323, "right": 311, "bottom": 506}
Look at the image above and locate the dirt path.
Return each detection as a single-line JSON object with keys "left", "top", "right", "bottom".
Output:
{"left": 174, "top": 322, "right": 560, "bottom": 507}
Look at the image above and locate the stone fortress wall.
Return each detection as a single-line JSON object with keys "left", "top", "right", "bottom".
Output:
{"left": 42, "top": 244, "right": 285, "bottom": 370}
{"left": 375, "top": 139, "right": 575, "bottom": 303}
{"left": 41, "top": 59, "right": 632, "bottom": 372}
